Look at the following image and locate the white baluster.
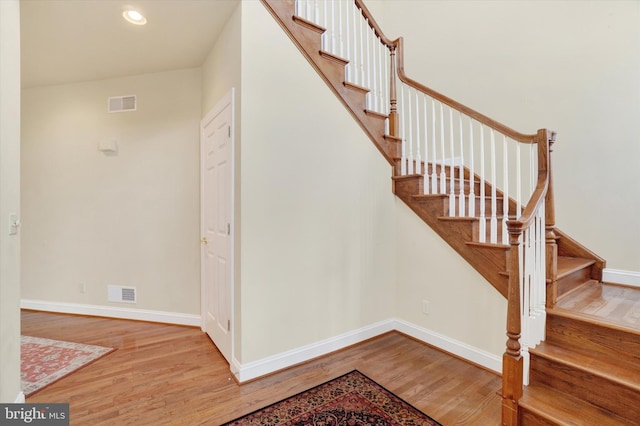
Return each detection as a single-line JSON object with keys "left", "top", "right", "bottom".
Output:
{"left": 431, "top": 99, "right": 438, "bottom": 194}
{"left": 365, "top": 21, "right": 372, "bottom": 107}
{"left": 370, "top": 31, "right": 378, "bottom": 112}
{"left": 528, "top": 144, "right": 534, "bottom": 203}
{"left": 314, "top": 0, "right": 319, "bottom": 24}
{"left": 338, "top": 0, "right": 343, "bottom": 58}
{"left": 516, "top": 142, "right": 522, "bottom": 217}
{"left": 522, "top": 226, "right": 532, "bottom": 384}
{"left": 439, "top": 103, "right": 446, "bottom": 194}
{"left": 479, "top": 126, "right": 486, "bottom": 243}
{"left": 468, "top": 119, "right": 475, "bottom": 218}
{"left": 490, "top": 129, "right": 498, "bottom": 244}
{"left": 344, "top": 2, "right": 351, "bottom": 82}
{"left": 359, "top": 13, "right": 365, "bottom": 87}
{"left": 407, "top": 88, "right": 414, "bottom": 174}
{"left": 448, "top": 108, "right": 456, "bottom": 216}
{"left": 413, "top": 90, "right": 422, "bottom": 175}
{"left": 330, "top": 1, "right": 336, "bottom": 54}
{"left": 458, "top": 113, "right": 466, "bottom": 217}
{"left": 413, "top": 90, "right": 421, "bottom": 175}
{"left": 536, "top": 204, "right": 546, "bottom": 341}
{"left": 383, "top": 44, "right": 388, "bottom": 115}
{"left": 322, "top": 0, "right": 328, "bottom": 50}
{"left": 400, "top": 85, "right": 407, "bottom": 175}
{"left": 502, "top": 135, "right": 509, "bottom": 245}
{"left": 377, "top": 39, "right": 384, "bottom": 113}
{"left": 423, "top": 96, "right": 430, "bottom": 194}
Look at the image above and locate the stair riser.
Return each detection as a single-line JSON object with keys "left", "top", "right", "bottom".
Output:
{"left": 471, "top": 219, "right": 507, "bottom": 244}
{"left": 530, "top": 355, "right": 640, "bottom": 420}
{"left": 557, "top": 266, "right": 592, "bottom": 298}
{"left": 393, "top": 161, "right": 466, "bottom": 178}
{"left": 546, "top": 314, "right": 640, "bottom": 366}
{"left": 519, "top": 410, "right": 559, "bottom": 426}
{"left": 394, "top": 173, "right": 484, "bottom": 195}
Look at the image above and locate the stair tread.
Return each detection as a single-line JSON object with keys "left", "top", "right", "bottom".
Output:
{"left": 520, "top": 383, "right": 636, "bottom": 425}
{"left": 531, "top": 341, "right": 640, "bottom": 391}
{"left": 551, "top": 282, "right": 640, "bottom": 333}
{"left": 557, "top": 256, "right": 596, "bottom": 278}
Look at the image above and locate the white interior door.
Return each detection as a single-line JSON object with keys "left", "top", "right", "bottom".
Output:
{"left": 201, "top": 89, "right": 234, "bottom": 364}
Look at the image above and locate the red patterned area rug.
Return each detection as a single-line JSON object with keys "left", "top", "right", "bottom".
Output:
{"left": 223, "top": 370, "right": 442, "bottom": 425}
{"left": 21, "top": 335, "right": 115, "bottom": 396}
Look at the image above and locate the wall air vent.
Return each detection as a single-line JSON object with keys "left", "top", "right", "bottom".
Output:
{"left": 108, "top": 285, "right": 137, "bottom": 303}
{"left": 108, "top": 95, "right": 136, "bottom": 113}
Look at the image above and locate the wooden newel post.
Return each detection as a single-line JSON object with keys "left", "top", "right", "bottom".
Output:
{"left": 388, "top": 45, "right": 399, "bottom": 138}
{"left": 502, "top": 224, "right": 524, "bottom": 426}
{"left": 543, "top": 130, "right": 558, "bottom": 307}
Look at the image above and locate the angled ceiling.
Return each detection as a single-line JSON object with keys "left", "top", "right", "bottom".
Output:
{"left": 20, "top": 0, "right": 239, "bottom": 88}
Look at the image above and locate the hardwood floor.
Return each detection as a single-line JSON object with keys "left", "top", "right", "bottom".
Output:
{"left": 22, "top": 310, "right": 502, "bottom": 425}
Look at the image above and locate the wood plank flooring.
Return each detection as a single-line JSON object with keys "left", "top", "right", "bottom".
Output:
{"left": 22, "top": 310, "right": 502, "bottom": 425}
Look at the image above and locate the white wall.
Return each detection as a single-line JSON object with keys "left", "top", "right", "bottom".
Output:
{"left": 21, "top": 68, "right": 202, "bottom": 315}
{"left": 370, "top": 0, "right": 640, "bottom": 272}
{"left": 0, "top": 0, "right": 22, "bottom": 403}
{"left": 395, "top": 202, "right": 507, "bottom": 356}
{"left": 238, "top": 1, "right": 396, "bottom": 363}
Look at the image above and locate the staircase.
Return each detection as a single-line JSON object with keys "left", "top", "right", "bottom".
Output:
{"left": 261, "top": 1, "right": 640, "bottom": 424}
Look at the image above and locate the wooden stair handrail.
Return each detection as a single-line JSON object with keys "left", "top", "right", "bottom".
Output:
{"left": 354, "top": 0, "right": 396, "bottom": 48}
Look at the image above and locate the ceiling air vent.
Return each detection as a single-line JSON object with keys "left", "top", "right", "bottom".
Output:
{"left": 108, "top": 285, "right": 137, "bottom": 304}
{"left": 108, "top": 95, "right": 136, "bottom": 113}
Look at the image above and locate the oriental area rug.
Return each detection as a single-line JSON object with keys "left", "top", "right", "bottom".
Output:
{"left": 223, "top": 370, "right": 442, "bottom": 425}
{"left": 21, "top": 335, "right": 115, "bottom": 396}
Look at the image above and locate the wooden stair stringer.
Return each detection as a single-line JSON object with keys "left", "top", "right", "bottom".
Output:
{"left": 394, "top": 174, "right": 509, "bottom": 297}
{"left": 261, "top": 0, "right": 400, "bottom": 164}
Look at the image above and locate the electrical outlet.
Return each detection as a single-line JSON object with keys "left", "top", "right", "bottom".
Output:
{"left": 422, "top": 300, "right": 430, "bottom": 315}
{"left": 80, "top": 283, "right": 86, "bottom": 294}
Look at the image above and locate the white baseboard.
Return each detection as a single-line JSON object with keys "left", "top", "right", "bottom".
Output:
{"left": 602, "top": 268, "right": 640, "bottom": 288}
{"left": 392, "top": 318, "right": 502, "bottom": 373}
{"left": 14, "top": 391, "right": 25, "bottom": 403}
{"left": 232, "top": 318, "right": 501, "bottom": 382}
{"left": 20, "top": 299, "right": 201, "bottom": 327}
{"left": 233, "top": 319, "right": 396, "bottom": 383}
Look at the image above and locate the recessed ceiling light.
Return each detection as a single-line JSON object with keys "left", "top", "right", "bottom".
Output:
{"left": 123, "top": 9, "right": 147, "bottom": 25}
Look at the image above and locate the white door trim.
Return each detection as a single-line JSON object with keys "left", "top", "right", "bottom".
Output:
{"left": 200, "top": 88, "right": 235, "bottom": 365}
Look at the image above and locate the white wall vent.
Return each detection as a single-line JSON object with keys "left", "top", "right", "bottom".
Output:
{"left": 108, "top": 285, "right": 137, "bottom": 303}
{"left": 108, "top": 95, "right": 136, "bottom": 113}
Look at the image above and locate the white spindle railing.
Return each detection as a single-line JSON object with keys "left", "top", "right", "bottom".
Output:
{"left": 395, "top": 82, "right": 539, "bottom": 246}
{"left": 518, "top": 203, "right": 547, "bottom": 385}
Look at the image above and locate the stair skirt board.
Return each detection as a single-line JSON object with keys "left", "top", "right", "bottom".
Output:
{"left": 232, "top": 318, "right": 501, "bottom": 383}
{"left": 603, "top": 268, "right": 640, "bottom": 288}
